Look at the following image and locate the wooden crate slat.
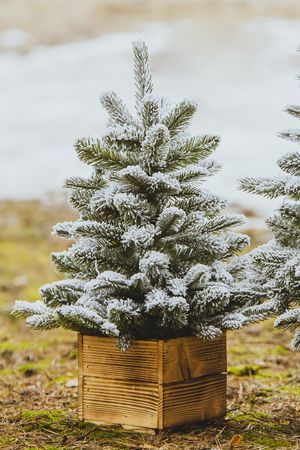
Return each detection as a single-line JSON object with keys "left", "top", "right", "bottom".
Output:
{"left": 82, "top": 335, "right": 159, "bottom": 383}
{"left": 83, "top": 376, "right": 159, "bottom": 429}
{"left": 162, "top": 334, "right": 226, "bottom": 383}
{"left": 163, "top": 373, "right": 227, "bottom": 428}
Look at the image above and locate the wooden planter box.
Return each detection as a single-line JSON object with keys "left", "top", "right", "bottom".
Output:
{"left": 78, "top": 333, "right": 227, "bottom": 431}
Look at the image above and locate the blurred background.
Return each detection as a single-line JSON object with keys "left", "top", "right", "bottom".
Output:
{"left": 0, "top": 0, "right": 299, "bottom": 213}
{"left": 1, "top": 2, "right": 300, "bottom": 448}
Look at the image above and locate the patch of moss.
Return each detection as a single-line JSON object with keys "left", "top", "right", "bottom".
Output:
{"left": 280, "top": 385, "right": 300, "bottom": 396}
{"left": 229, "top": 344, "right": 262, "bottom": 359}
{"left": 255, "top": 387, "right": 274, "bottom": 398}
{"left": 75, "top": 421, "right": 125, "bottom": 439}
{"left": 257, "top": 369, "right": 293, "bottom": 381}
{"left": 52, "top": 374, "right": 72, "bottom": 384}
{"left": 25, "top": 448, "right": 68, "bottom": 450}
{"left": 0, "top": 339, "right": 47, "bottom": 353}
{"left": 0, "top": 336, "right": 75, "bottom": 356}
{"left": 243, "top": 432, "right": 292, "bottom": 449}
{"left": 21, "top": 409, "right": 67, "bottom": 422}
{"left": 21, "top": 409, "right": 68, "bottom": 432}
{"left": 269, "top": 345, "right": 289, "bottom": 355}
{"left": 68, "top": 349, "right": 78, "bottom": 359}
{"left": 0, "top": 437, "right": 15, "bottom": 445}
{"left": 227, "top": 411, "right": 293, "bottom": 439}
{"left": 26, "top": 448, "right": 59, "bottom": 450}
{"left": 0, "top": 340, "right": 19, "bottom": 353}
{"left": 228, "top": 364, "right": 262, "bottom": 376}
{"left": 20, "top": 409, "right": 126, "bottom": 443}
{"left": 0, "top": 368, "right": 14, "bottom": 377}
{"left": 18, "top": 359, "right": 51, "bottom": 376}
{"left": 226, "top": 411, "right": 271, "bottom": 423}
{"left": 45, "top": 447, "right": 69, "bottom": 450}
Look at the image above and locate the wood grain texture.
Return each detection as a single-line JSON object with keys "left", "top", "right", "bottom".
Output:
{"left": 77, "top": 334, "right": 83, "bottom": 421}
{"left": 162, "top": 373, "right": 227, "bottom": 428}
{"left": 162, "top": 334, "right": 226, "bottom": 383}
{"left": 83, "top": 376, "right": 159, "bottom": 429}
{"left": 157, "top": 340, "right": 164, "bottom": 429}
{"left": 78, "top": 334, "right": 227, "bottom": 430}
{"left": 82, "top": 335, "right": 159, "bottom": 383}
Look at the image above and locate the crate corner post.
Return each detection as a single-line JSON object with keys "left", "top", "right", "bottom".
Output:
{"left": 78, "top": 333, "right": 84, "bottom": 421}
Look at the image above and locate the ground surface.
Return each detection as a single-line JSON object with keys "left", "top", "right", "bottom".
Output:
{"left": 0, "top": 200, "right": 299, "bottom": 450}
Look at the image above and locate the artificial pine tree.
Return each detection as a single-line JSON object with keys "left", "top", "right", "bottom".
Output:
{"left": 240, "top": 98, "right": 300, "bottom": 350}
{"left": 12, "top": 42, "right": 262, "bottom": 349}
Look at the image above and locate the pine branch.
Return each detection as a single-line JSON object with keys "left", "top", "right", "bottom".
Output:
{"left": 198, "top": 214, "right": 245, "bottom": 233}
{"left": 72, "top": 221, "right": 123, "bottom": 245}
{"left": 59, "top": 305, "right": 109, "bottom": 334}
{"left": 274, "top": 308, "right": 300, "bottom": 329}
{"left": 100, "top": 91, "right": 134, "bottom": 126}
{"left": 75, "top": 137, "right": 105, "bottom": 165}
{"left": 64, "top": 175, "right": 105, "bottom": 190}
{"left": 156, "top": 207, "right": 186, "bottom": 235}
{"left": 285, "top": 104, "right": 300, "bottom": 120}
{"left": 11, "top": 300, "right": 49, "bottom": 318}
{"left": 239, "top": 176, "right": 287, "bottom": 198}
{"left": 166, "top": 135, "right": 220, "bottom": 170}
{"left": 140, "top": 124, "right": 170, "bottom": 173}
{"left": 291, "top": 329, "right": 300, "bottom": 351}
{"left": 117, "top": 165, "right": 152, "bottom": 192}
{"left": 223, "top": 232, "right": 250, "bottom": 256}
{"left": 174, "top": 183, "right": 202, "bottom": 197}
{"left": 278, "top": 151, "right": 300, "bottom": 176}
{"left": 279, "top": 129, "right": 300, "bottom": 144}
{"left": 252, "top": 245, "right": 291, "bottom": 268}
{"left": 172, "top": 160, "right": 221, "bottom": 182}
{"left": 286, "top": 177, "right": 300, "bottom": 200}
{"left": 132, "top": 40, "right": 153, "bottom": 107}
{"left": 68, "top": 189, "right": 95, "bottom": 217}
{"left": 26, "top": 313, "right": 60, "bottom": 330}
{"left": 169, "top": 192, "right": 226, "bottom": 217}
{"left": 241, "top": 300, "right": 275, "bottom": 318}
{"left": 103, "top": 125, "right": 142, "bottom": 152}
{"left": 75, "top": 138, "right": 139, "bottom": 169}
{"left": 40, "top": 280, "right": 84, "bottom": 307}
{"left": 162, "top": 100, "right": 197, "bottom": 137}
{"left": 52, "top": 221, "right": 74, "bottom": 240}
{"left": 267, "top": 211, "right": 300, "bottom": 248}
{"left": 140, "top": 95, "right": 159, "bottom": 129}
{"left": 51, "top": 251, "right": 86, "bottom": 278}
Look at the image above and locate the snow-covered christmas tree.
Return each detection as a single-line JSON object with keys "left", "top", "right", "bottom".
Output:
{"left": 240, "top": 98, "right": 300, "bottom": 350}
{"left": 12, "top": 42, "right": 262, "bottom": 348}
